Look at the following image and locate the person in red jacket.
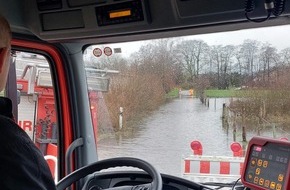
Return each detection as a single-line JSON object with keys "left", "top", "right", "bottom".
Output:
{"left": 0, "top": 15, "right": 56, "bottom": 190}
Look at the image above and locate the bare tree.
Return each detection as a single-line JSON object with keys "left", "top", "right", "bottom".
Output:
{"left": 210, "top": 45, "right": 236, "bottom": 89}
{"left": 234, "top": 45, "right": 244, "bottom": 75}
{"left": 174, "top": 40, "right": 209, "bottom": 85}
{"left": 221, "top": 45, "right": 236, "bottom": 88}
{"left": 259, "top": 43, "right": 279, "bottom": 86}
{"left": 280, "top": 47, "right": 290, "bottom": 66}
{"left": 132, "top": 39, "right": 181, "bottom": 93}
{"left": 240, "top": 40, "right": 259, "bottom": 79}
{"left": 210, "top": 45, "right": 222, "bottom": 88}
{"left": 153, "top": 39, "right": 180, "bottom": 92}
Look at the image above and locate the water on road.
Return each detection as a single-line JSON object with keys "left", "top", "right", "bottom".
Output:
{"left": 97, "top": 97, "right": 290, "bottom": 177}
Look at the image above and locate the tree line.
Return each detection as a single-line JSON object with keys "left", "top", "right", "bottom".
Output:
{"left": 86, "top": 38, "right": 290, "bottom": 94}
{"left": 84, "top": 38, "right": 290, "bottom": 130}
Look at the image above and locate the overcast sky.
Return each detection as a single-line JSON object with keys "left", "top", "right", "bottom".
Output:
{"left": 93, "top": 24, "right": 290, "bottom": 58}
{"left": 188, "top": 25, "right": 290, "bottom": 50}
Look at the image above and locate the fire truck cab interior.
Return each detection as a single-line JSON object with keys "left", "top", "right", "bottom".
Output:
{"left": 1, "top": 0, "right": 290, "bottom": 190}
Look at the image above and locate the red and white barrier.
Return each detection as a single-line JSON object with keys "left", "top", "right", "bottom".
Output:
{"left": 183, "top": 155, "right": 244, "bottom": 183}
{"left": 183, "top": 141, "right": 245, "bottom": 183}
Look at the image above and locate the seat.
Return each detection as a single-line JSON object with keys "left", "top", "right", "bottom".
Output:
{"left": 44, "top": 155, "right": 58, "bottom": 183}
{"left": 45, "top": 143, "right": 58, "bottom": 183}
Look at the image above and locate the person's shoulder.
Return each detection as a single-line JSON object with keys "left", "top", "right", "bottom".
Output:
{"left": 0, "top": 97, "right": 13, "bottom": 118}
{"left": 0, "top": 114, "right": 17, "bottom": 127}
{"left": 0, "top": 114, "right": 31, "bottom": 143}
{"left": 0, "top": 114, "right": 15, "bottom": 127}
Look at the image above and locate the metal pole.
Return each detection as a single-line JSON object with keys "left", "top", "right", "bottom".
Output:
{"left": 272, "top": 124, "right": 276, "bottom": 138}
{"left": 119, "top": 107, "right": 123, "bottom": 130}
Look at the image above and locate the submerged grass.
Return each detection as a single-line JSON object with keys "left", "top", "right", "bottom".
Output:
{"left": 166, "top": 88, "right": 179, "bottom": 99}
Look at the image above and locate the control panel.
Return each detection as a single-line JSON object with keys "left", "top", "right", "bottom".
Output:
{"left": 95, "top": 0, "right": 150, "bottom": 26}
{"left": 242, "top": 137, "right": 290, "bottom": 190}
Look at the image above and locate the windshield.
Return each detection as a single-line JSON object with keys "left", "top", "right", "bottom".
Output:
{"left": 83, "top": 25, "right": 290, "bottom": 184}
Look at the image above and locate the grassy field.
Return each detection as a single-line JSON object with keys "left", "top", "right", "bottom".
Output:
{"left": 168, "top": 88, "right": 290, "bottom": 98}
{"left": 205, "top": 89, "right": 238, "bottom": 98}
{"left": 204, "top": 89, "right": 290, "bottom": 98}
{"left": 166, "top": 88, "right": 180, "bottom": 98}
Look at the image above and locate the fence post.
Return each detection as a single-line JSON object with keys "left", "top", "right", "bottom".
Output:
{"left": 233, "top": 118, "right": 237, "bottom": 142}
{"left": 119, "top": 107, "right": 123, "bottom": 130}
{"left": 272, "top": 124, "right": 276, "bottom": 138}
{"left": 222, "top": 103, "right": 226, "bottom": 119}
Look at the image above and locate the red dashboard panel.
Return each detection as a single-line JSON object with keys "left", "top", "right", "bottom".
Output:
{"left": 242, "top": 137, "right": 290, "bottom": 190}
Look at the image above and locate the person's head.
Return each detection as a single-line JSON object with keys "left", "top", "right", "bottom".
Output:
{"left": 0, "top": 15, "right": 11, "bottom": 92}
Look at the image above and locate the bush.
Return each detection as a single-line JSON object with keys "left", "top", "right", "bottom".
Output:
{"left": 101, "top": 73, "right": 166, "bottom": 130}
{"left": 229, "top": 89, "right": 290, "bottom": 126}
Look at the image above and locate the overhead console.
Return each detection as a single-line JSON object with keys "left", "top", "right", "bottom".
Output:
{"left": 21, "top": 0, "right": 290, "bottom": 42}
{"left": 38, "top": 0, "right": 150, "bottom": 31}
{"left": 174, "top": 0, "right": 244, "bottom": 18}
{"left": 242, "top": 137, "right": 290, "bottom": 190}
{"left": 25, "top": 0, "right": 152, "bottom": 41}
{"left": 95, "top": 1, "right": 148, "bottom": 26}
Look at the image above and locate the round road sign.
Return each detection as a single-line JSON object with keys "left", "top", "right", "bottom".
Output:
{"left": 104, "top": 47, "right": 112, "bottom": 56}
{"left": 93, "top": 48, "right": 102, "bottom": 57}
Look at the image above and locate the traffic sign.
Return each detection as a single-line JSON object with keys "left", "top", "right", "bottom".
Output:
{"left": 93, "top": 48, "right": 102, "bottom": 57}
{"left": 104, "top": 47, "right": 113, "bottom": 56}
{"left": 114, "top": 48, "right": 122, "bottom": 53}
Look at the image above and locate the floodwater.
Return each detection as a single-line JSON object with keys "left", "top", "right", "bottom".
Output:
{"left": 97, "top": 97, "right": 290, "bottom": 177}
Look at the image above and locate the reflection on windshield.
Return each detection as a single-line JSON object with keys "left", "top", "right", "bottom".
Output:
{"left": 83, "top": 25, "right": 290, "bottom": 183}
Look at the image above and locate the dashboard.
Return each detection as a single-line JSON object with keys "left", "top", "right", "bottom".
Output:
{"left": 241, "top": 137, "right": 290, "bottom": 190}
{"left": 83, "top": 137, "right": 290, "bottom": 190}
{"left": 83, "top": 171, "right": 212, "bottom": 190}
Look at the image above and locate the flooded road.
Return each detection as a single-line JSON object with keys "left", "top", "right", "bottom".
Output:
{"left": 97, "top": 97, "right": 290, "bottom": 177}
